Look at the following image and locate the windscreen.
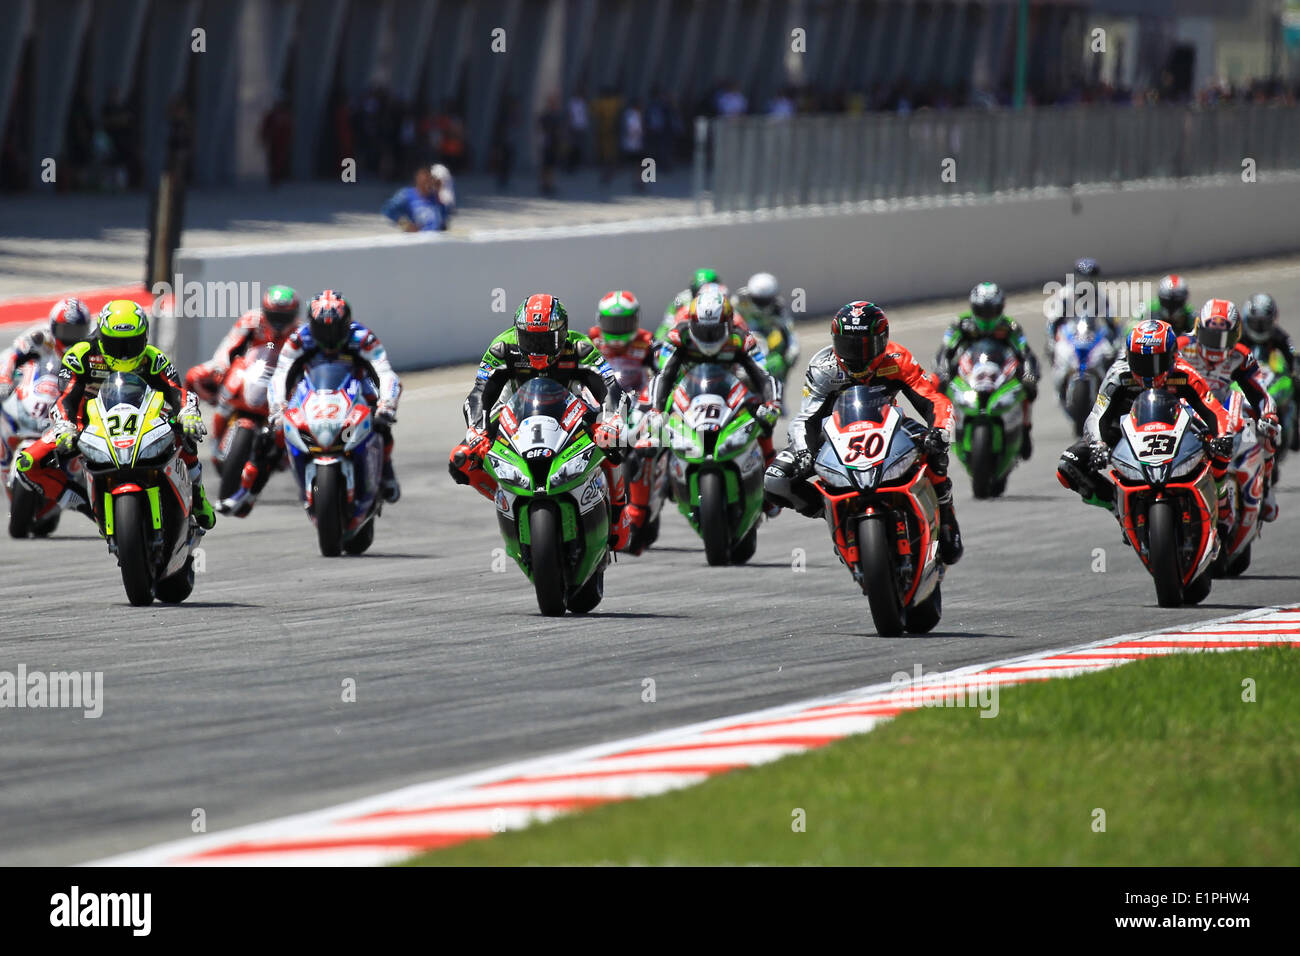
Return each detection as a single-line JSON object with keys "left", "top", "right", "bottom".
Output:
{"left": 680, "top": 363, "right": 738, "bottom": 399}
{"left": 304, "top": 360, "right": 356, "bottom": 392}
{"left": 831, "top": 384, "right": 895, "bottom": 428}
{"left": 97, "top": 373, "right": 150, "bottom": 409}
{"left": 1131, "top": 388, "right": 1182, "bottom": 427}
{"left": 964, "top": 337, "right": 1015, "bottom": 367}
{"left": 507, "top": 376, "right": 575, "bottom": 421}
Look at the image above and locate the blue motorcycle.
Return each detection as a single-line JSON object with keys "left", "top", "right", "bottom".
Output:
{"left": 1051, "top": 313, "right": 1117, "bottom": 436}
{"left": 281, "top": 359, "right": 384, "bottom": 555}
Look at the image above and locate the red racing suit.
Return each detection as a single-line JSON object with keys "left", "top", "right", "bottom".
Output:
{"left": 186, "top": 309, "right": 294, "bottom": 442}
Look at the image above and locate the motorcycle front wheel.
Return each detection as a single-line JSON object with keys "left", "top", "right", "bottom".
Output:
{"left": 218, "top": 423, "right": 256, "bottom": 500}
{"left": 313, "top": 466, "right": 346, "bottom": 557}
{"left": 1147, "top": 500, "right": 1184, "bottom": 608}
{"left": 528, "top": 501, "right": 567, "bottom": 616}
{"left": 699, "top": 471, "right": 731, "bottom": 566}
{"left": 859, "top": 515, "right": 904, "bottom": 636}
{"left": 7, "top": 483, "right": 40, "bottom": 538}
{"left": 114, "top": 494, "right": 155, "bottom": 606}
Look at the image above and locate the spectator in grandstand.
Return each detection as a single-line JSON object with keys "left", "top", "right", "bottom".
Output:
{"left": 381, "top": 165, "right": 447, "bottom": 232}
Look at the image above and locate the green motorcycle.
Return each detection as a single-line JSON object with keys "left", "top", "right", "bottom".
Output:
{"left": 484, "top": 377, "right": 612, "bottom": 616}
{"left": 1251, "top": 345, "right": 1299, "bottom": 466}
{"left": 662, "top": 364, "right": 766, "bottom": 565}
{"left": 946, "top": 338, "right": 1028, "bottom": 499}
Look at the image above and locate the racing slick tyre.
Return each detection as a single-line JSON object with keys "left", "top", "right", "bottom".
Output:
{"left": 313, "top": 465, "right": 346, "bottom": 557}
{"left": 1068, "top": 379, "right": 1093, "bottom": 438}
{"left": 1183, "top": 569, "right": 1213, "bottom": 605}
{"left": 31, "top": 509, "right": 60, "bottom": 537}
{"left": 567, "top": 570, "right": 605, "bottom": 614}
{"left": 969, "top": 423, "right": 995, "bottom": 499}
{"left": 114, "top": 494, "right": 155, "bottom": 606}
{"left": 1147, "top": 500, "right": 1184, "bottom": 608}
{"left": 155, "top": 556, "right": 196, "bottom": 604}
{"left": 8, "top": 483, "right": 40, "bottom": 538}
{"left": 858, "top": 515, "right": 904, "bottom": 636}
{"left": 730, "top": 523, "right": 758, "bottom": 564}
{"left": 218, "top": 424, "right": 256, "bottom": 501}
{"left": 528, "top": 502, "right": 567, "bottom": 617}
{"left": 640, "top": 515, "right": 660, "bottom": 550}
{"left": 343, "top": 518, "right": 375, "bottom": 555}
{"left": 1225, "top": 542, "right": 1252, "bottom": 578}
{"left": 905, "top": 583, "right": 943, "bottom": 634}
{"left": 699, "top": 471, "right": 731, "bottom": 566}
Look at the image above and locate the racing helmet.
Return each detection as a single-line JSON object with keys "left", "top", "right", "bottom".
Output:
{"left": 968, "top": 282, "right": 1005, "bottom": 331}
{"left": 514, "top": 293, "right": 568, "bottom": 370}
{"left": 96, "top": 300, "right": 151, "bottom": 373}
{"left": 596, "top": 290, "right": 640, "bottom": 341}
{"left": 831, "top": 301, "right": 889, "bottom": 379}
{"left": 744, "top": 272, "right": 780, "bottom": 313}
{"left": 690, "top": 267, "right": 720, "bottom": 297}
{"left": 1157, "top": 274, "right": 1189, "bottom": 316}
{"left": 262, "top": 285, "right": 300, "bottom": 333}
{"left": 1241, "top": 293, "right": 1278, "bottom": 345}
{"left": 687, "top": 287, "right": 733, "bottom": 357}
{"left": 1193, "top": 299, "right": 1241, "bottom": 366}
{"left": 49, "top": 297, "right": 92, "bottom": 348}
{"left": 1124, "top": 318, "right": 1178, "bottom": 387}
{"left": 308, "top": 290, "right": 353, "bottom": 352}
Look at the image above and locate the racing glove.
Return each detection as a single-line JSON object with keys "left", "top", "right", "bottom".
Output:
{"left": 179, "top": 407, "right": 207, "bottom": 440}
{"left": 755, "top": 400, "right": 781, "bottom": 432}
{"left": 51, "top": 422, "right": 78, "bottom": 456}
{"left": 921, "top": 427, "right": 949, "bottom": 474}
{"left": 1259, "top": 412, "right": 1282, "bottom": 452}
{"left": 1205, "top": 434, "right": 1235, "bottom": 462}
{"left": 791, "top": 448, "right": 814, "bottom": 478}
{"left": 1088, "top": 441, "right": 1111, "bottom": 472}
{"left": 374, "top": 402, "right": 398, "bottom": 427}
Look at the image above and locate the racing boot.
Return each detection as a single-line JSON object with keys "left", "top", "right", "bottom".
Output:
{"left": 1262, "top": 480, "right": 1279, "bottom": 522}
{"left": 1020, "top": 424, "right": 1033, "bottom": 461}
{"left": 936, "top": 482, "right": 963, "bottom": 565}
{"left": 448, "top": 433, "right": 497, "bottom": 502}
{"left": 190, "top": 470, "right": 217, "bottom": 530}
{"left": 381, "top": 456, "right": 401, "bottom": 504}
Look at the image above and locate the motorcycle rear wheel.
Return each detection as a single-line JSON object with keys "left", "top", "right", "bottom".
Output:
{"left": 699, "top": 471, "right": 731, "bottom": 566}
{"left": 1068, "top": 381, "right": 1092, "bottom": 437}
{"left": 343, "top": 518, "right": 375, "bottom": 555}
{"left": 1183, "top": 569, "right": 1213, "bottom": 605}
{"left": 1225, "top": 542, "right": 1252, "bottom": 577}
{"left": 528, "top": 502, "right": 567, "bottom": 616}
{"left": 859, "top": 516, "right": 904, "bottom": 636}
{"left": 1147, "top": 500, "right": 1184, "bottom": 608}
{"left": 313, "top": 466, "right": 346, "bottom": 557}
{"left": 730, "top": 522, "right": 758, "bottom": 564}
{"left": 114, "top": 494, "right": 155, "bottom": 606}
{"left": 218, "top": 424, "right": 256, "bottom": 500}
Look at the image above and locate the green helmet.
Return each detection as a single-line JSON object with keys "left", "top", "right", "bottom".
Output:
{"left": 96, "top": 300, "right": 150, "bottom": 372}
{"left": 596, "top": 290, "right": 640, "bottom": 340}
{"left": 690, "top": 268, "right": 720, "bottom": 296}
{"left": 262, "top": 284, "right": 300, "bottom": 332}
{"left": 968, "top": 282, "right": 1005, "bottom": 333}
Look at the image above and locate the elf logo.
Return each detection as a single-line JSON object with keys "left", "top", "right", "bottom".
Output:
{"left": 49, "top": 885, "right": 151, "bottom": 936}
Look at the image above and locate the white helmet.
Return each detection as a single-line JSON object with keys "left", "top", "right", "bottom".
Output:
{"left": 688, "top": 287, "right": 732, "bottom": 357}
{"left": 745, "top": 272, "right": 780, "bottom": 311}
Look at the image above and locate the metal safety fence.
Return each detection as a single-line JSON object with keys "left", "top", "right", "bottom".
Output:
{"left": 707, "top": 104, "right": 1300, "bottom": 213}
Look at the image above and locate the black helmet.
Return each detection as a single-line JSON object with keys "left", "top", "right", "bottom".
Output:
{"left": 831, "top": 301, "right": 889, "bottom": 378}
{"left": 1242, "top": 293, "right": 1278, "bottom": 345}
{"left": 1074, "top": 258, "right": 1100, "bottom": 279}
{"left": 969, "top": 282, "right": 1005, "bottom": 324}
{"left": 308, "top": 290, "right": 353, "bottom": 351}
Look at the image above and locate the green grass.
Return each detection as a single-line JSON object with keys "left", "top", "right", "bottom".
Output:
{"left": 406, "top": 648, "right": 1300, "bottom": 865}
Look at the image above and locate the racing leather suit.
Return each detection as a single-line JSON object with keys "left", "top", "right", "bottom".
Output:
{"left": 1057, "top": 355, "right": 1231, "bottom": 511}
{"left": 185, "top": 309, "right": 294, "bottom": 443}
{"left": 1177, "top": 336, "right": 1280, "bottom": 520}
{"left": 648, "top": 321, "right": 779, "bottom": 465}
{"left": 936, "top": 312, "right": 1040, "bottom": 452}
{"left": 450, "top": 328, "right": 637, "bottom": 549}
{"left": 234, "top": 322, "right": 402, "bottom": 507}
{"left": 763, "top": 342, "right": 962, "bottom": 562}
{"left": 15, "top": 337, "right": 205, "bottom": 519}
{"left": 590, "top": 326, "right": 660, "bottom": 547}
{"left": 0, "top": 324, "right": 68, "bottom": 399}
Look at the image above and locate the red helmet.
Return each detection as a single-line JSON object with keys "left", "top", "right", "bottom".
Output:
{"left": 1125, "top": 318, "right": 1179, "bottom": 387}
{"left": 1193, "top": 298, "right": 1241, "bottom": 365}
{"left": 514, "top": 293, "right": 569, "bottom": 370}
{"left": 308, "top": 290, "right": 352, "bottom": 351}
{"left": 49, "top": 297, "right": 92, "bottom": 348}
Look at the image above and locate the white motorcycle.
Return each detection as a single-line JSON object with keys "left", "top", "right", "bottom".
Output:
{"left": 1, "top": 357, "right": 87, "bottom": 538}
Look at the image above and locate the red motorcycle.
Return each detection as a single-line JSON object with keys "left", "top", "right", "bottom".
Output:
{"left": 210, "top": 344, "right": 279, "bottom": 500}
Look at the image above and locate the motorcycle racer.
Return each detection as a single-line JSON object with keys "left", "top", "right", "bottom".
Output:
{"left": 1130, "top": 274, "right": 1196, "bottom": 336}
{"left": 1046, "top": 257, "right": 1120, "bottom": 355}
{"left": 647, "top": 287, "right": 780, "bottom": 466}
{"left": 763, "top": 301, "right": 965, "bottom": 564}
{"left": 184, "top": 284, "right": 300, "bottom": 445}
{"left": 733, "top": 271, "right": 800, "bottom": 396}
{"left": 0, "top": 298, "right": 93, "bottom": 400}
{"left": 449, "top": 293, "right": 640, "bottom": 551}
{"left": 223, "top": 290, "right": 402, "bottom": 516}
{"left": 14, "top": 300, "right": 215, "bottom": 529}
{"left": 1242, "top": 293, "right": 1295, "bottom": 377}
{"left": 655, "top": 267, "right": 725, "bottom": 342}
{"left": 1177, "top": 299, "right": 1281, "bottom": 522}
{"left": 1057, "top": 318, "right": 1233, "bottom": 514}
{"left": 935, "top": 282, "right": 1041, "bottom": 459}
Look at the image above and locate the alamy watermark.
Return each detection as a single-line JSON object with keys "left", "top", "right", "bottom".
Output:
{"left": 889, "top": 663, "right": 999, "bottom": 717}
{"left": 150, "top": 276, "right": 262, "bottom": 320}
{"left": 0, "top": 665, "right": 103, "bottom": 718}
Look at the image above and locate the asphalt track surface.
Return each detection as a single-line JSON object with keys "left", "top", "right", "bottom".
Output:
{"left": 3, "top": 254, "right": 1299, "bottom": 865}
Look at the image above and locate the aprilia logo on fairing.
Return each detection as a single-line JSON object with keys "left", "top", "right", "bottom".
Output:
{"left": 50, "top": 886, "right": 151, "bottom": 936}
{"left": 0, "top": 665, "right": 103, "bottom": 718}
